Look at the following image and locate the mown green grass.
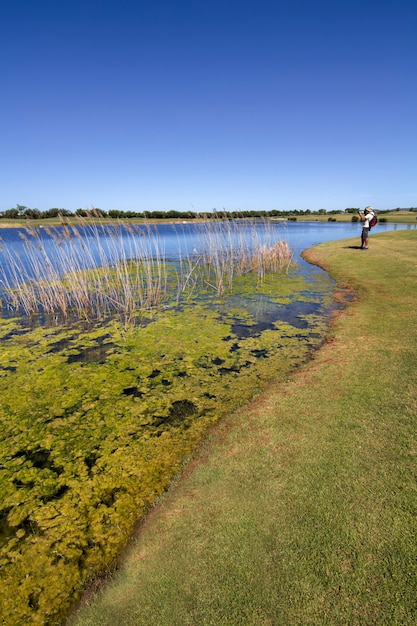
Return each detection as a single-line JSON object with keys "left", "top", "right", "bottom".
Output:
{"left": 0, "top": 264, "right": 333, "bottom": 625}
{"left": 0, "top": 217, "right": 210, "bottom": 229}
{"left": 294, "top": 210, "right": 417, "bottom": 223}
{"left": 70, "top": 230, "right": 417, "bottom": 626}
{"left": 1, "top": 211, "right": 416, "bottom": 229}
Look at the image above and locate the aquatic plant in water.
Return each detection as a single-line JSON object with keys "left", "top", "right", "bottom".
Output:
{"left": 0, "top": 218, "right": 292, "bottom": 325}
{"left": 0, "top": 238, "right": 334, "bottom": 624}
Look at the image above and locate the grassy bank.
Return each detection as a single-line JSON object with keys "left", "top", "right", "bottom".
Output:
{"left": 1, "top": 210, "right": 416, "bottom": 228}
{"left": 0, "top": 252, "right": 331, "bottom": 624}
{"left": 70, "top": 230, "right": 417, "bottom": 626}
{"left": 294, "top": 210, "right": 417, "bottom": 223}
{"left": 0, "top": 217, "right": 210, "bottom": 228}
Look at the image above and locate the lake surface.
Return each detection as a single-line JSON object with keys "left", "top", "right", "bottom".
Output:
{"left": 0, "top": 221, "right": 416, "bottom": 292}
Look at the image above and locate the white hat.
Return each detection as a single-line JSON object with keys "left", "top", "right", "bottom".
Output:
{"left": 364, "top": 206, "right": 374, "bottom": 214}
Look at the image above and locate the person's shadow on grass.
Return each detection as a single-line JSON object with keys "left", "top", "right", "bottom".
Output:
{"left": 344, "top": 245, "right": 364, "bottom": 249}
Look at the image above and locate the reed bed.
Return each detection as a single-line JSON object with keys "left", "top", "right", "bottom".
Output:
{"left": 0, "top": 217, "right": 292, "bottom": 325}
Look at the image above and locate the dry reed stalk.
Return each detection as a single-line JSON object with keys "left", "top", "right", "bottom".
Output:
{"left": 0, "top": 216, "right": 292, "bottom": 324}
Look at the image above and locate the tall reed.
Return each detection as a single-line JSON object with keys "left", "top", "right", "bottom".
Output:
{"left": 195, "top": 219, "right": 292, "bottom": 292}
{"left": 0, "top": 216, "right": 292, "bottom": 325}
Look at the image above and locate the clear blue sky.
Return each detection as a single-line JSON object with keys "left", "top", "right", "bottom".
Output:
{"left": 1, "top": 0, "right": 416, "bottom": 213}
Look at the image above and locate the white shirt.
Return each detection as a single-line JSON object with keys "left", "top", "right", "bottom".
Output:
{"left": 364, "top": 212, "right": 374, "bottom": 228}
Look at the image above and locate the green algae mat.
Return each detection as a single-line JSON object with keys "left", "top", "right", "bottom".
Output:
{"left": 0, "top": 265, "right": 335, "bottom": 625}
{"left": 69, "top": 230, "right": 417, "bottom": 626}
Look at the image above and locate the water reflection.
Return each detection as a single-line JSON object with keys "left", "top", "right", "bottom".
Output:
{"left": 217, "top": 293, "right": 323, "bottom": 338}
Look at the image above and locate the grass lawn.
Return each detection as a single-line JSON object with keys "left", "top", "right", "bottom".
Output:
{"left": 0, "top": 217, "right": 201, "bottom": 228}
{"left": 294, "top": 210, "right": 417, "bottom": 223}
{"left": 70, "top": 230, "right": 417, "bottom": 626}
{"left": 0, "top": 211, "right": 416, "bottom": 229}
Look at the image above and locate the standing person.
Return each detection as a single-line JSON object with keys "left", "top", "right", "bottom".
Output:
{"left": 358, "top": 206, "right": 375, "bottom": 249}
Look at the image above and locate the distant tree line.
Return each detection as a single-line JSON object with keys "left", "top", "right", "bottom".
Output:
{"left": 1, "top": 204, "right": 416, "bottom": 221}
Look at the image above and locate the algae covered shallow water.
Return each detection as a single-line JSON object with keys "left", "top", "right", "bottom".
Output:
{"left": 0, "top": 219, "right": 412, "bottom": 624}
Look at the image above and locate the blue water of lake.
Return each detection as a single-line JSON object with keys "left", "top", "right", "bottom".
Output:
{"left": 0, "top": 219, "right": 415, "bottom": 286}
{"left": 0, "top": 218, "right": 415, "bottom": 335}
